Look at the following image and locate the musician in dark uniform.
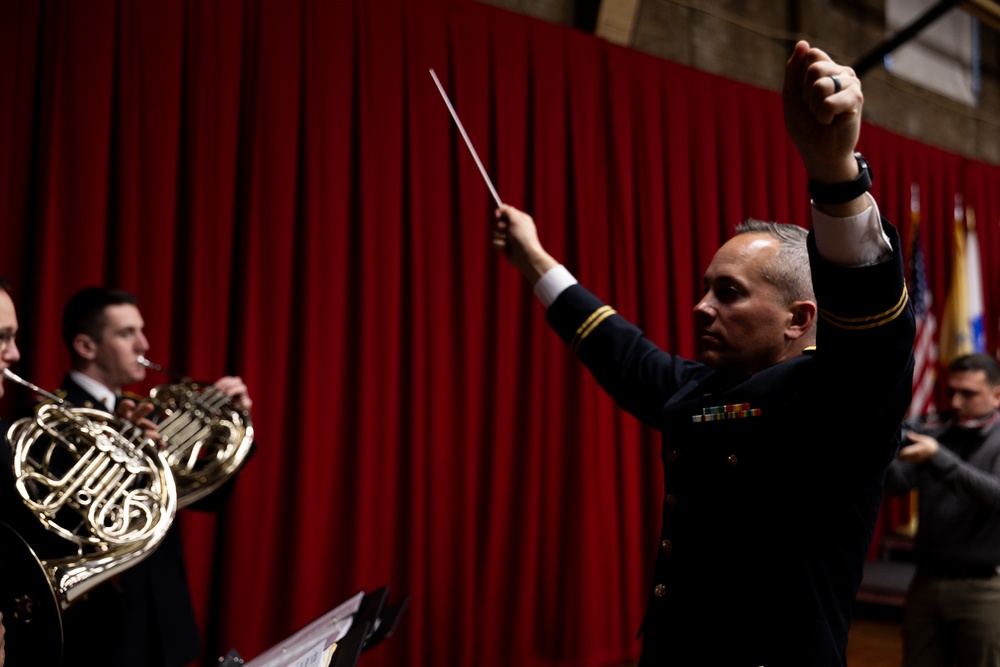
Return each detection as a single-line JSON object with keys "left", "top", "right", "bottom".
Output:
{"left": 0, "top": 279, "right": 177, "bottom": 666}
{"left": 0, "top": 279, "right": 48, "bottom": 667}
{"left": 0, "top": 278, "right": 19, "bottom": 667}
{"left": 492, "top": 41, "right": 915, "bottom": 665}
{"left": 0, "top": 279, "right": 111, "bottom": 665}
{"left": 1, "top": 280, "right": 27, "bottom": 667}
{"left": 58, "top": 286, "right": 253, "bottom": 667}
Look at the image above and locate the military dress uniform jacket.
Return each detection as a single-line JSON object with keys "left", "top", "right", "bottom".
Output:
{"left": 544, "top": 219, "right": 915, "bottom": 666}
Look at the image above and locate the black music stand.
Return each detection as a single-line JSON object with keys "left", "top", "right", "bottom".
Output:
{"left": 224, "top": 585, "right": 408, "bottom": 667}
{"left": 327, "top": 585, "right": 410, "bottom": 667}
{"left": 327, "top": 586, "right": 387, "bottom": 667}
{"left": 364, "top": 592, "right": 410, "bottom": 652}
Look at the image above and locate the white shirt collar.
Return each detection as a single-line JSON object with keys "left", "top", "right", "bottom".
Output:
{"left": 69, "top": 370, "right": 117, "bottom": 411}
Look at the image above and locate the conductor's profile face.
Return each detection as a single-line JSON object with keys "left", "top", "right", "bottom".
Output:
{"left": 693, "top": 233, "right": 794, "bottom": 375}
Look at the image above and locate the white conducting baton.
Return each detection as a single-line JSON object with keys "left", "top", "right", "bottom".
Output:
{"left": 429, "top": 68, "right": 503, "bottom": 208}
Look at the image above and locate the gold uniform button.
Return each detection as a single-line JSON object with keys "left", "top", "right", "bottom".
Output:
{"left": 727, "top": 454, "right": 738, "bottom": 465}
{"left": 665, "top": 450, "right": 678, "bottom": 463}
{"left": 665, "top": 494, "right": 677, "bottom": 509}
{"left": 653, "top": 584, "right": 667, "bottom": 598}
{"left": 660, "top": 539, "right": 673, "bottom": 554}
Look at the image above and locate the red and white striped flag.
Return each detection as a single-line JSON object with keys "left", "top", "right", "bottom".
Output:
{"left": 908, "top": 184, "right": 938, "bottom": 417}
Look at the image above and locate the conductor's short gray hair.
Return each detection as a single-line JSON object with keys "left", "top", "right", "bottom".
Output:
{"left": 734, "top": 219, "right": 815, "bottom": 305}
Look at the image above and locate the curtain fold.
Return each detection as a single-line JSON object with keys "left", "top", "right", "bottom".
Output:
{"left": 2, "top": 1, "right": 999, "bottom": 665}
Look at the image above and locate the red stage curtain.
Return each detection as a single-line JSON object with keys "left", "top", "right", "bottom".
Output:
{"left": 2, "top": 1, "right": 999, "bottom": 665}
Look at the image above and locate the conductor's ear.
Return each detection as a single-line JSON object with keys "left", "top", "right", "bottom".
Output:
{"left": 786, "top": 300, "right": 817, "bottom": 340}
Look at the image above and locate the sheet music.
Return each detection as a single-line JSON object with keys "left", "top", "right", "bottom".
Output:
{"left": 245, "top": 591, "right": 364, "bottom": 667}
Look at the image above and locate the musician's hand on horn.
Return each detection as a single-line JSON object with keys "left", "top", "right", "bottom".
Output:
{"left": 115, "top": 399, "right": 163, "bottom": 446}
{"left": 214, "top": 376, "right": 253, "bottom": 413}
{"left": 493, "top": 205, "right": 559, "bottom": 285}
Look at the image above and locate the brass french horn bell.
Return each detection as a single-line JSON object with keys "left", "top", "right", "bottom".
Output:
{"left": 137, "top": 356, "right": 254, "bottom": 507}
{"left": 0, "top": 368, "right": 177, "bottom": 666}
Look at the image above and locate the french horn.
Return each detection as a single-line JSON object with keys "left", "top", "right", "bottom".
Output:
{"left": 137, "top": 356, "right": 254, "bottom": 507}
{"left": 0, "top": 368, "right": 177, "bottom": 666}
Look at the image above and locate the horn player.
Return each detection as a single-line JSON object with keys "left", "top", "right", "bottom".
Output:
{"left": 0, "top": 278, "right": 170, "bottom": 666}
{"left": 0, "top": 276, "right": 22, "bottom": 667}
{"left": 56, "top": 286, "right": 254, "bottom": 667}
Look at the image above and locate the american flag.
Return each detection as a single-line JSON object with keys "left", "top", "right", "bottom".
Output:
{"left": 908, "top": 184, "right": 938, "bottom": 417}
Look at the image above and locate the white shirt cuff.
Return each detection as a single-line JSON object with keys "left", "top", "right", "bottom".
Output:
{"left": 811, "top": 193, "right": 893, "bottom": 267}
{"left": 534, "top": 265, "right": 578, "bottom": 308}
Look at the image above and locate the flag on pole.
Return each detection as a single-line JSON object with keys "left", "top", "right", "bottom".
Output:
{"left": 885, "top": 183, "right": 939, "bottom": 538}
{"left": 964, "top": 207, "right": 985, "bottom": 353}
{"left": 883, "top": 183, "right": 938, "bottom": 539}
{"left": 907, "top": 184, "right": 938, "bottom": 418}
{"left": 940, "top": 194, "right": 987, "bottom": 366}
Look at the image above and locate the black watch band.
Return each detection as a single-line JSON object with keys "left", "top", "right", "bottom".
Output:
{"left": 807, "top": 152, "right": 872, "bottom": 205}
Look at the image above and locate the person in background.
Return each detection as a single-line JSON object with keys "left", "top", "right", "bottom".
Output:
{"left": 886, "top": 353, "right": 1000, "bottom": 667}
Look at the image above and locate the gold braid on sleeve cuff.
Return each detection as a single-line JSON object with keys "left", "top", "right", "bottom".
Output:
{"left": 570, "top": 305, "right": 617, "bottom": 353}
{"left": 818, "top": 285, "right": 908, "bottom": 331}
